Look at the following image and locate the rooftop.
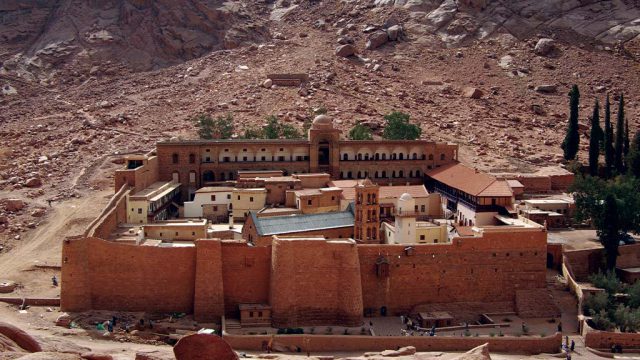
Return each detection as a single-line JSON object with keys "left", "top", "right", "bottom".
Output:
{"left": 130, "top": 181, "right": 180, "bottom": 201}
{"left": 195, "top": 186, "right": 235, "bottom": 193}
{"left": 251, "top": 210, "right": 355, "bottom": 236}
{"left": 427, "top": 163, "right": 513, "bottom": 197}
{"left": 329, "top": 180, "right": 430, "bottom": 201}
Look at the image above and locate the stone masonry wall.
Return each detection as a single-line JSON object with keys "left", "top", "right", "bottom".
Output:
{"left": 270, "top": 238, "right": 363, "bottom": 327}
{"left": 359, "top": 230, "right": 547, "bottom": 315}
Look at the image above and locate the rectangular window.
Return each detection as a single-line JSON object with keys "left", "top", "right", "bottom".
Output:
{"left": 160, "top": 232, "right": 163, "bottom": 236}
{"left": 261, "top": 156, "right": 266, "bottom": 161}
{"left": 243, "top": 156, "right": 248, "bottom": 161}
{"left": 258, "top": 311, "right": 263, "bottom": 317}
{"left": 420, "top": 235, "right": 425, "bottom": 240}
{"left": 211, "top": 195, "right": 216, "bottom": 201}
{"left": 192, "top": 232, "right": 195, "bottom": 236}
{"left": 206, "top": 149, "right": 210, "bottom": 152}
{"left": 250, "top": 197, "right": 254, "bottom": 202}
{"left": 175, "top": 232, "right": 178, "bottom": 236}
{"left": 249, "top": 311, "right": 253, "bottom": 318}
{"left": 205, "top": 156, "right": 211, "bottom": 162}
{"left": 421, "top": 205, "right": 426, "bottom": 212}
{"left": 138, "top": 208, "right": 142, "bottom": 214}
{"left": 237, "top": 195, "right": 240, "bottom": 200}
{"left": 307, "top": 199, "right": 312, "bottom": 205}
{"left": 227, "top": 194, "right": 231, "bottom": 200}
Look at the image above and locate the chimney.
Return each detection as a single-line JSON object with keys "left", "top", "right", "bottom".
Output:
{"left": 229, "top": 214, "right": 234, "bottom": 229}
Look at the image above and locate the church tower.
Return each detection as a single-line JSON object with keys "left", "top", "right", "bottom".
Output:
{"left": 354, "top": 179, "right": 380, "bottom": 244}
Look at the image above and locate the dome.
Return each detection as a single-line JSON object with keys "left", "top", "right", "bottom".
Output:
{"left": 399, "top": 193, "right": 413, "bottom": 201}
{"left": 311, "top": 114, "right": 333, "bottom": 130}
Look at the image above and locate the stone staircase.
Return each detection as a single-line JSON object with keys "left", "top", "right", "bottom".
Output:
{"left": 515, "top": 289, "right": 562, "bottom": 318}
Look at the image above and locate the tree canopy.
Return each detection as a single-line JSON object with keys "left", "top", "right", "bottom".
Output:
{"left": 382, "top": 111, "right": 422, "bottom": 140}
{"left": 562, "top": 85, "right": 580, "bottom": 160}
{"left": 348, "top": 124, "right": 373, "bottom": 140}
{"left": 193, "top": 113, "right": 234, "bottom": 139}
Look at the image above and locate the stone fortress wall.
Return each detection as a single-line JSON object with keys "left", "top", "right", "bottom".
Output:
{"left": 62, "top": 191, "right": 547, "bottom": 326}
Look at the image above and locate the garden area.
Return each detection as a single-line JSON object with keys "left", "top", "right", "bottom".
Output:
{"left": 584, "top": 271, "right": 640, "bottom": 332}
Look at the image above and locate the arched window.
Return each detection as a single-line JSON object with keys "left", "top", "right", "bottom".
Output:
{"left": 340, "top": 172, "right": 344, "bottom": 179}
{"left": 375, "top": 153, "right": 380, "bottom": 160}
{"left": 189, "top": 153, "right": 195, "bottom": 164}
{"left": 382, "top": 153, "right": 387, "bottom": 160}
{"left": 357, "top": 154, "right": 362, "bottom": 161}
{"left": 364, "top": 153, "right": 369, "bottom": 160}
{"left": 391, "top": 153, "right": 397, "bottom": 160}
{"left": 421, "top": 154, "right": 426, "bottom": 160}
{"left": 374, "top": 171, "right": 379, "bottom": 178}
{"left": 220, "top": 173, "right": 226, "bottom": 181}
{"left": 203, "top": 171, "right": 214, "bottom": 182}
{"left": 399, "top": 153, "right": 404, "bottom": 160}
{"left": 343, "top": 153, "right": 348, "bottom": 161}
{"left": 416, "top": 170, "right": 421, "bottom": 177}
{"left": 348, "top": 171, "right": 353, "bottom": 179}
{"left": 428, "top": 154, "right": 434, "bottom": 160}
{"left": 440, "top": 154, "right": 445, "bottom": 160}
{"left": 392, "top": 171, "right": 396, "bottom": 178}
{"left": 412, "top": 153, "right": 417, "bottom": 160}
{"left": 399, "top": 170, "right": 404, "bottom": 178}
{"left": 382, "top": 171, "right": 386, "bottom": 178}
{"left": 364, "top": 171, "right": 368, "bottom": 178}
{"left": 409, "top": 170, "right": 413, "bottom": 178}
{"left": 172, "top": 153, "right": 179, "bottom": 164}
{"left": 229, "top": 172, "right": 235, "bottom": 180}
{"left": 357, "top": 171, "right": 362, "bottom": 178}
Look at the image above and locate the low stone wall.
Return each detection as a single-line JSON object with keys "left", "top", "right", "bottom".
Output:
{"left": 223, "top": 332, "right": 562, "bottom": 354}
{"left": 584, "top": 322, "right": 640, "bottom": 349}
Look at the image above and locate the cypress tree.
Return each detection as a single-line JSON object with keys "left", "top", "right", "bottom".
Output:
{"left": 624, "top": 118, "right": 630, "bottom": 156}
{"left": 589, "top": 100, "right": 602, "bottom": 176}
{"left": 628, "top": 131, "right": 640, "bottom": 178}
{"left": 604, "top": 94, "right": 615, "bottom": 178}
{"left": 562, "top": 85, "right": 580, "bottom": 161}
{"left": 601, "top": 194, "right": 620, "bottom": 271}
{"left": 615, "top": 93, "right": 625, "bottom": 174}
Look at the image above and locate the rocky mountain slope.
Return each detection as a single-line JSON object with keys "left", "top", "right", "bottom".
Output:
{"left": 1, "top": 0, "right": 640, "bottom": 250}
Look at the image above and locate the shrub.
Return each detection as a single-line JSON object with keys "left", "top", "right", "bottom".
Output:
{"left": 382, "top": 111, "right": 421, "bottom": 140}
{"left": 589, "top": 271, "right": 624, "bottom": 294}
{"left": 628, "top": 281, "right": 640, "bottom": 308}
{"left": 243, "top": 127, "right": 263, "bottom": 139}
{"left": 349, "top": 124, "right": 373, "bottom": 140}
{"left": 263, "top": 115, "right": 303, "bottom": 139}
{"left": 613, "top": 305, "right": 640, "bottom": 333}
{"left": 583, "top": 292, "right": 610, "bottom": 315}
{"left": 325, "top": 327, "right": 333, "bottom": 334}
{"left": 193, "top": 113, "right": 234, "bottom": 139}
{"left": 590, "top": 309, "right": 615, "bottom": 331}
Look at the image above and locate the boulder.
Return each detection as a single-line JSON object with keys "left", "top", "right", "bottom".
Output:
{"left": 366, "top": 31, "right": 389, "bottom": 50}
{"left": 55, "top": 313, "right": 72, "bottom": 327}
{"left": 451, "top": 343, "right": 491, "bottom": 360}
{"left": 0, "top": 322, "right": 42, "bottom": 352}
{"left": 31, "top": 208, "right": 46, "bottom": 217}
{"left": 81, "top": 353, "right": 114, "bottom": 360}
{"left": 174, "top": 334, "right": 238, "bottom": 360}
{"left": 337, "top": 35, "right": 354, "bottom": 45}
{"left": 534, "top": 38, "right": 556, "bottom": 56}
{"left": 0, "top": 280, "right": 17, "bottom": 293}
{"left": 463, "top": 87, "right": 483, "bottom": 99}
{"left": 396, "top": 346, "right": 416, "bottom": 355}
{"left": 25, "top": 178, "right": 42, "bottom": 188}
{"left": 135, "top": 351, "right": 174, "bottom": 360}
{"left": 5, "top": 199, "right": 25, "bottom": 212}
{"left": 335, "top": 44, "right": 356, "bottom": 57}
{"left": 534, "top": 84, "right": 557, "bottom": 93}
{"left": 262, "top": 79, "right": 273, "bottom": 88}
{"left": 386, "top": 25, "right": 402, "bottom": 41}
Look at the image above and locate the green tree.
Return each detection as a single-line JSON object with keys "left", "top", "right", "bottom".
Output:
{"left": 615, "top": 93, "right": 626, "bottom": 174}
{"left": 382, "top": 111, "right": 422, "bottom": 140}
{"left": 627, "top": 131, "right": 640, "bottom": 178}
{"left": 589, "top": 271, "right": 623, "bottom": 294}
{"left": 583, "top": 291, "right": 610, "bottom": 314}
{"left": 193, "top": 113, "right": 234, "bottom": 139}
{"left": 628, "top": 281, "right": 640, "bottom": 308}
{"left": 243, "top": 127, "right": 263, "bottom": 139}
{"left": 280, "top": 124, "right": 301, "bottom": 139}
{"left": 562, "top": 85, "right": 580, "bottom": 161}
{"left": 613, "top": 305, "right": 640, "bottom": 333}
{"left": 589, "top": 99, "right": 602, "bottom": 176}
{"left": 349, "top": 124, "right": 373, "bottom": 140}
{"left": 264, "top": 115, "right": 280, "bottom": 139}
{"left": 624, "top": 118, "right": 631, "bottom": 157}
{"left": 601, "top": 193, "right": 620, "bottom": 271}
{"left": 590, "top": 309, "right": 615, "bottom": 331}
{"left": 604, "top": 95, "right": 615, "bottom": 178}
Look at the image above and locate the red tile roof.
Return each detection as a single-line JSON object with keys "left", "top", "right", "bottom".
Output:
{"left": 427, "top": 163, "right": 513, "bottom": 197}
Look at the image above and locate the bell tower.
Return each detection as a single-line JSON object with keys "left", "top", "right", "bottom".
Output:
{"left": 308, "top": 115, "right": 341, "bottom": 177}
{"left": 354, "top": 179, "right": 380, "bottom": 244}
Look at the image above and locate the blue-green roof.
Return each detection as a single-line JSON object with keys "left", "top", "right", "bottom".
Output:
{"left": 251, "top": 210, "right": 354, "bottom": 236}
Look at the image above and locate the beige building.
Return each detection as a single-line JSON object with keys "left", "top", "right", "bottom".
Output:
{"left": 291, "top": 187, "right": 342, "bottom": 214}
{"left": 231, "top": 188, "right": 267, "bottom": 221}
{"left": 126, "top": 181, "right": 181, "bottom": 224}
{"left": 382, "top": 193, "right": 448, "bottom": 244}
{"left": 143, "top": 219, "right": 208, "bottom": 243}
{"left": 330, "top": 180, "right": 441, "bottom": 219}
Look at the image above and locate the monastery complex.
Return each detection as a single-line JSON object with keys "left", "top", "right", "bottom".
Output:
{"left": 61, "top": 115, "right": 573, "bottom": 334}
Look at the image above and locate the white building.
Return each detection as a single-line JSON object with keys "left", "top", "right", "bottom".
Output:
{"left": 183, "top": 187, "right": 233, "bottom": 219}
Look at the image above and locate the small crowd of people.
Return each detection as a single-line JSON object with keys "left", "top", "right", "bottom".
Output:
{"left": 96, "top": 316, "right": 154, "bottom": 333}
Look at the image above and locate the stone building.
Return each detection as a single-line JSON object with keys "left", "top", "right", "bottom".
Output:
{"left": 150, "top": 115, "right": 458, "bottom": 200}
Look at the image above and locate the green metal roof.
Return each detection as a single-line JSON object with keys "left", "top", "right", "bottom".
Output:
{"left": 251, "top": 210, "right": 354, "bottom": 236}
